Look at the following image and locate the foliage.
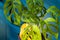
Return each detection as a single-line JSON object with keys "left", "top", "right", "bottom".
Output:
{"left": 20, "top": 23, "right": 42, "bottom": 40}
{"left": 4, "top": 0, "right": 60, "bottom": 40}
{"left": 41, "top": 6, "right": 60, "bottom": 40}
{"left": 4, "top": 0, "right": 21, "bottom": 26}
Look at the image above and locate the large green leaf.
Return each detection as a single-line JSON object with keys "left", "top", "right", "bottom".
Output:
{"left": 20, "top": 23, "right": 42, "bottom": 40}
{"left": 21, "top": 0, "right": 45, "bottom": 24}
{"left": 42, "top": 6, "right": 60, "bottom": 40}
{"left": 4, "top": 0, "right": 22, "bottom": 26}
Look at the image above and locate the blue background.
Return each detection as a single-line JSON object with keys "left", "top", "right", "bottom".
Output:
{"left": 0, "top": 0, "right": 60, "bottom": 40}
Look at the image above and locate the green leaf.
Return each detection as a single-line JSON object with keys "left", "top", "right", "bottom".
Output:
{"left": 20, "top": 23, "right": 42, "bottom": 40}
{"left": 4, "top": 0, "right": 21, "bottom": 26}
{"left": 43, "top": 6, "right": 59, "bottom": 40}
